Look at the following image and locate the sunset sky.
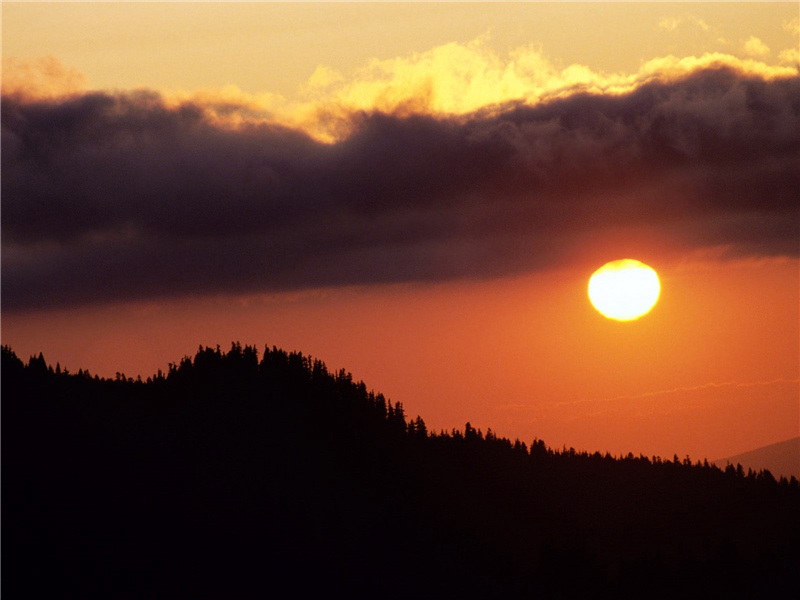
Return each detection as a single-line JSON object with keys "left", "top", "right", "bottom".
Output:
{"left": 2, "top": 2, "right": 798, "bottom": 462}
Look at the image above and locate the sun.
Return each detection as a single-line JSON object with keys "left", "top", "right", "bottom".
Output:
{"left": 588, "top": 259, "right": 660, "bottom": 321}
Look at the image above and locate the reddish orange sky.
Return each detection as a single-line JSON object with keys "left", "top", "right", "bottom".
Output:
{"left": 2, "top": 3, "right": 798, "bottom": 463}
{"left": 4, "top": 256, "right": 797, "bottom": 461}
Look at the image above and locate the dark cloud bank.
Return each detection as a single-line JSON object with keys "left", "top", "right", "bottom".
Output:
{"left": 2, "top": 66, "right": 799, "bottom": 309}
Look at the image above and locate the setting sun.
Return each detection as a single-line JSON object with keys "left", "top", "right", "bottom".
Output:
{"left": 3, "top": 3, "right": 798, "bottom": 595}
{"left": 588, "top": 259, "right": 660, "bottom": 321}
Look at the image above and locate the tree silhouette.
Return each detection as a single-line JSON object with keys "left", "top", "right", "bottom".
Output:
{"left": 2, "top": 343, "right": 798, "bottom": 599}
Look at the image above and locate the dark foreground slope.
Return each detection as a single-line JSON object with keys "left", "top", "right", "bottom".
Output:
{"left": 3, "top": 344, "right": 798, "bottom": 599}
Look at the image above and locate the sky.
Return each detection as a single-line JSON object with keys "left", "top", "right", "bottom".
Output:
{"left": 2, "top": 2, "right": 799, "bottom": 462}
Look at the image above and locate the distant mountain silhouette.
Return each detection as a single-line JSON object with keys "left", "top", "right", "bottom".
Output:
{"left": 3, "top": 344, "right": 798, "bottom": 599}
{"left": 713, "top": 437, "right": 800, "bottom": 480}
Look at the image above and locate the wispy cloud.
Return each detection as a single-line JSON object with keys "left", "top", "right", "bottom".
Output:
{"left": 658, "top": 15, "right": 710, "bottom": 33}
{"left": 1, "top": 55, "right": 87, "bottom": 99}
{"left": 744, "top": 36, "right": 770, "bottom": 58}
{"left": 546, "top": 379, "right": 800, "bottom": 409}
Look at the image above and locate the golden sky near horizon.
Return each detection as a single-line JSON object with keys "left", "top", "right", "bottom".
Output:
{"left": 3, "top": 2, "right": 798, "bottom": 97}
{"left": 2, "top": 2, "right": 798, "bottom": 463}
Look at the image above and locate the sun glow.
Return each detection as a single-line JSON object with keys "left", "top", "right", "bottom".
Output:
{"left": 588, "top": 259, "right": 660, "bottom": 321}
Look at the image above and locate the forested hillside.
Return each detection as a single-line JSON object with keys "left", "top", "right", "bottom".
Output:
{"left": 3, "top": 344, "right": 798, "bottom": 598}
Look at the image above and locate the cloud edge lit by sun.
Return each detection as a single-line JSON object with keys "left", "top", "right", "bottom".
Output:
{"left": 3, "top": 38, "right": 799, "bottom": 143}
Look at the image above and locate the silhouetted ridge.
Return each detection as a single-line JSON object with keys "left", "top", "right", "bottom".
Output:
{"left": 3, "top": 344, "right": 798, "bottom": 599}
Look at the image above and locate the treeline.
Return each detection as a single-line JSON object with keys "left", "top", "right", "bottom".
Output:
{"left": 3, "top": 343, "right": 799, "bottom": 598}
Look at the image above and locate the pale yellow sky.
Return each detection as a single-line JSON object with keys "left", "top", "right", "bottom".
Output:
{"left": 2, "top": 2, "right": 797, "bottom": 97}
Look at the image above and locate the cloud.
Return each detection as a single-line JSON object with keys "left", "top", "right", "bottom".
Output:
{"left": 777, "top": 20, "right": 800, "bottom": 66}
{"left": 547, "top": 379, "right": 800, "bottom": 410}
{"left": 658, "top": 15, "right": 710, "bottom": 33}
{"left": 743, "top": 36, "right": 770, "bottom": 58}
{"left": 1, "top": 56, "right": 87, "bottom": 99}
{"left": 6, "top": 42, "right": 796, "bottom": 143}
{"left": 2, "top": 52, "right": 799, "bottom": 310}
{"left": 302, "top": 65, "right": 345, "bottom": 92}
{"left": 291, "top": 44, "right": 796, "bottom": 142}
{"left": 779, "top": 48, "right": 800, "bottom": 65}
{"left": 101, "top": 42, "right": 795, "bottom": 145}
{"left": 658, "top": 17, "right": 681, "bottom": 32}
{"left": 783, "top": 17, "right": 800, "bottom": 37}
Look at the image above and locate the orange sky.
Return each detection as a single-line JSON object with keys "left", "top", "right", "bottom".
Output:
{"left": 4, "top": 255, "right": 797, "bottom": 461}
{"left": 2, "top": 2, "right": 798, "bottom": 462}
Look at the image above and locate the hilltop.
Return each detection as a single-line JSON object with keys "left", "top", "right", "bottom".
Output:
{"left": 3, "top": 344, "right": 798, "bottom": 598}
